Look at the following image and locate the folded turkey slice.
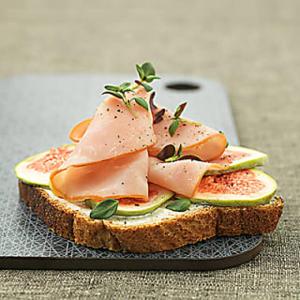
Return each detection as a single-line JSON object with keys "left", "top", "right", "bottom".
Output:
{"left": 148, "top": 157, "right": 224, "bottom": 198}
{"left": 50, "top": 90, "right": 155, "bottom": 201}
{"left": 51, "top": 150, "right": 149, "bottom": 201}
{"left": 64, "top": 95, "right": 155, "bottom": 168}
{"left": 69, "top": 107, "right": 227, "bottom": 162}
{"left": 148, "top": 108, "right": 227, "bottom": 161}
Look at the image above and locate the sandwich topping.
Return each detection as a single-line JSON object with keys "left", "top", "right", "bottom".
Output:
{"left": 15, "top": 62, "right": 277, "bottom": 219}
{"left": 50, "top": 87, "right": 154, "bottom": 201}
{"left": 28, "top": 146, "right": 73, "bottom": 173}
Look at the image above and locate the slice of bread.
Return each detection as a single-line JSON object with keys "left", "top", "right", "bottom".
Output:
{"left": 18, "top": 181, "right": 283, "bottom": 253}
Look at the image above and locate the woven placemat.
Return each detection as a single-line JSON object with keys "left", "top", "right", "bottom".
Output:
{"left": 0, "top": 0, "right": 299, "bottom": 299}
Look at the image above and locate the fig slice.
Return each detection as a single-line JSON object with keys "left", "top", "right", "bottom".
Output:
{"left": 85, "top": 184, "right": 174, "bottom": 216}
{"left": 206, "top": 146, "right": 268, "bottom": 175}
{"left": 192, "top": 169, "right": 277, "bottom": 206}
{"left": 15, "top": 145, "right": 75, "bottom": 188}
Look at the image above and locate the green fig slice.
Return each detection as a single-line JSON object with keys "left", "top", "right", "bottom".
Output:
{"left": 85, "top": 184, "right": 174, "bottom": 216}
{"left": 206, "top": 146, "right": 268, "bottom": 175}
{"left": 192, "top": 169, "right": 277, "bottom": 206}
{"left": 15, "top": 145, "right": 74, "bottom": 188}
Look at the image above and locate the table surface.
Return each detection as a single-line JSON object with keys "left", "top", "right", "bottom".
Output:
{"left": 0, "top": 0, "right": 299, "bottom": 299}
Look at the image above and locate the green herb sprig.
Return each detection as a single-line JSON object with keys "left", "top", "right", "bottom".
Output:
{"left": 168, "top": 102, "right": 187, "bottom": 136}
{"left": 102, "top": 82, "right": 148, "bottom": 112}
{"left": 102, "top": 62, "right": 160, "bottom": 114}
{"left": 135, "top": 62, "right": 160, "bottom": 92}
{"left": 89, "top": 199, "right": 118, "bottom": 219}
{"left": 166, "top": 197, "right": 191, "bottom": 212}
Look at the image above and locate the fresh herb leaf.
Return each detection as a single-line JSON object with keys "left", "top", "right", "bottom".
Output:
{"left": 157, "top": 144, "right": 176, "bottom": 161}
{"left": 141, "top": 82, "right": 153, "bottom": 92}
{"left": 174, "top": 102, "right": 187, "bottom": 119}
{"left": 166, "top": 197, "right": 191, "bottom": 212}
{"left": 169, "top": 119, "right": 180, "bottom": 137}
{"left": 102, "top": 62, "right": 159, "bottom": 116}
{"left": 122, "top": 87, "right": 134, "bottom": 93}
{"left": 136, "top": 64, "right": 145, "bottom": 81}
{"left": 102, "top": 91, "right": 124, "bottom": 99}
{"left": 141, "top": 62, "right": 155, "bottom": 77}
{"left": 135, "top": 62, "right": 160, "bottom": 92}
{"left": 119, "top": 82, "right": 131, "bottom": 90}
{"left": 145, "top": 75, "right": 160, "bottom": 83}
{"left": 168, "top": 102, "right": 188, "bottom": 137}
{"left": 90, "top": 199, "right": 118, "bottom": 219}
{"left": 104, "top": 85, "right": 120, "bottom": 92}
{"left": 133, "top": 97, "right": 148, "bottom": 111}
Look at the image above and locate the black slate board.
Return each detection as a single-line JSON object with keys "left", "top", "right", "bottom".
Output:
{"left": 0, "top": 74, "right": 262, "bottom": 270}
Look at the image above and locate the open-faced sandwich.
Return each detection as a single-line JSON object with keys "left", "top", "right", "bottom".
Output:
{"left": 15, "top": 63, "right": 283, "bottom": 253}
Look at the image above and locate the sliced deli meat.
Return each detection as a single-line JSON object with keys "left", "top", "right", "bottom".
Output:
{"left": 64, "top": 96, "right": 155, "bottom": 168}
{"left": 50, "top": 150, "right": 149, "bottom": 201}
{"left": 69, "top": 118, "right": 91, "bottom": 143}
{"left": 50, "top": 90, "right": 154, "bottom": 201}
{"left": 69, "top": 88, "right": 151, "bottom": 145}
{"left": 148, "top": 157, "right": 224, "bottom": 198}
{"left": 149, "top": 108, "right": 227, "bottom": 161}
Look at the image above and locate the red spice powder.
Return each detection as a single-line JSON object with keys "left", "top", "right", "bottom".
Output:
{"left": 198, "top": 170, "right": 265, "bottom": 195}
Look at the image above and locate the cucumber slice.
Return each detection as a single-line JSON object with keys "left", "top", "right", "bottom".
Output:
{"left": 15, "top": 145, "right": 74, "bottom": 188}
{"left": 192, "top": 169, "right": 277, "bottom": 206}
{"left": 206, "top": 146, "right": 268, "bottom": 175}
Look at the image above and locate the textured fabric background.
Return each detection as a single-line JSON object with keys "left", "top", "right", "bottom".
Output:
{"left": 0, "top": 0, "right": 299, "bottom": 299}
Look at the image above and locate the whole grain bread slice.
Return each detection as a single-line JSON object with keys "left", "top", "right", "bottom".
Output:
{"left": 18, "top": 181, "right": 283, "bottom": 253}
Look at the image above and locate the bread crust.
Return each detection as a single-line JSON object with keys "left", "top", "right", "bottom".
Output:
{"left": 18, "top": 181, "right": 283, "bottom": 253}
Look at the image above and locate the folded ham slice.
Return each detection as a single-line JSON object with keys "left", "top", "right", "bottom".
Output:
{"left": 64, "top": 97, "right": 155, "bottom": 168}
{"left": 69, "top": 119, "right": 91, "bottom": 143}
{"left": 69, "top": 109, "right": 227, "bottom": 163}
{"left": 148, "top": 108, "right": 227, "bottom": 161}
{"left": 50, "top": 90, "right": 155, "bottom": 201}
{"left": 50, "top": 150, "right": 148, "bottom": 201}
{"left": 148, "top": 157, "right": 224, "bottom": 198}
